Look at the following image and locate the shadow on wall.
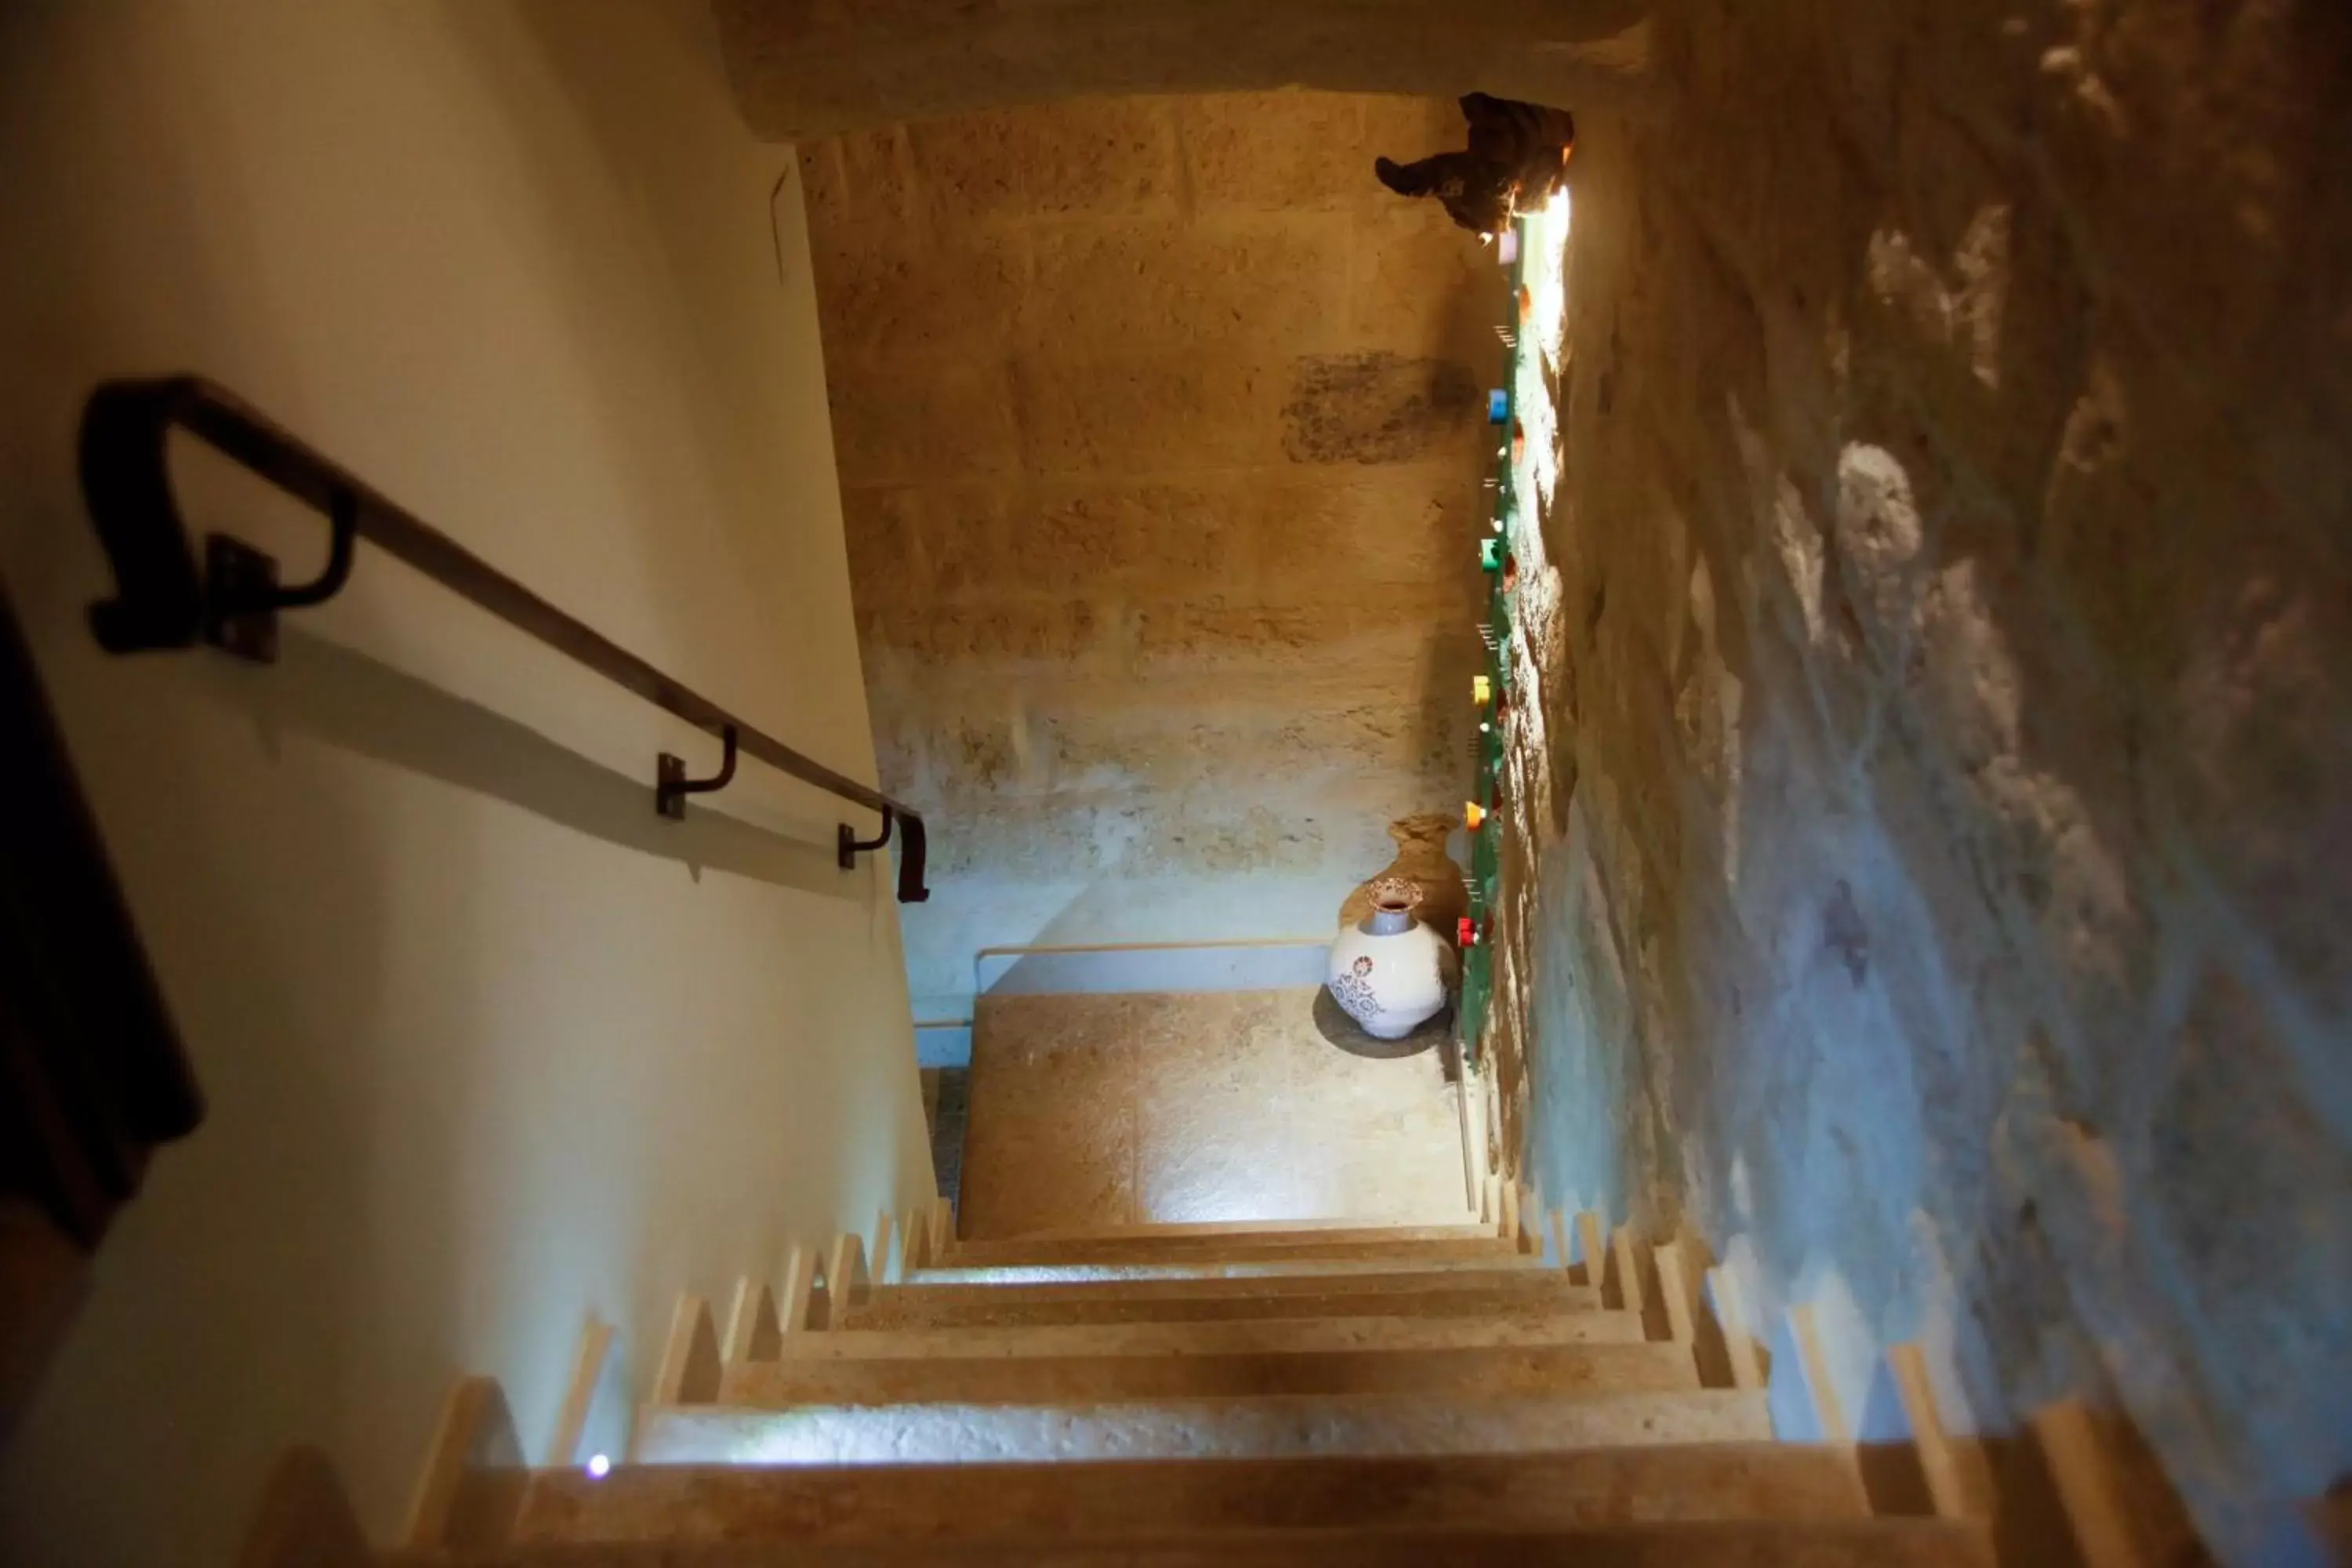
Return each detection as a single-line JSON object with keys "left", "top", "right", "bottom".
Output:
{"left": 241, "top": 630, "right": 852, "bottom": 899}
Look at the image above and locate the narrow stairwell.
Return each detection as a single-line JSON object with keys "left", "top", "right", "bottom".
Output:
{"left": 231, "top": 1200, "right": 2154, "bottom": 1566}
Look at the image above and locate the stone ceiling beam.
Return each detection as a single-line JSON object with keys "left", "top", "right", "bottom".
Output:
{"left": 710, "top": 0, "right": 1653, "bottom": 140}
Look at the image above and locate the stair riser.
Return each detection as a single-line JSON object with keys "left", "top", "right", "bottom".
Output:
{"left": 385, "top": 1523, "right": 1991, "bottom": 1566}
{"left": 942, "top": 1237, "right": 1520, "bottom": 1269}
{"left": 844, "top": 1288, "right": 1600, "bottom": 1331}
{"left": 510, "top": 1446, "right": 1871, "bottom": 1544}
{"left": 720, "top": 1342, "right": 1698, "bottom": 1405}
{"left": 946, "top": 1219, "right": 1499, "bottom": 1256}
{"left": 874, "top": 1270, "right": 1588, "bottom": 1308}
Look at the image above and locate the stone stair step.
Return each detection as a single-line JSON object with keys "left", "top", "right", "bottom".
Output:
{"left": 748, "top": 1311, "right": 1648, "bottom": 1366}
{"left": 909, "top": 1253, "right": 1541, "bottom": 1285}
{"left": 861, "top": 1265, "right": 1583, "bottom": 1311}
{"left": 945, "top": 1224, "right": 1514, "bottom": 1269}
{"left": 954, "top": 1217, "right": 1495, "bottom": 1246}
{"left": 844, "top": 1275, "right": 1597, "bottom": 1331}
{"left": 510, "top": 1444, "right": 1871, "bottom": 1543}
{"left": 403, "top": 1519, "right": 1991, "bottom": 1566}
{"left": 633, "top": 1388, "right": 1773, "bottom": 1465}
{"left": 719, "top": 1338, "right": 1698, "bottom": 1405}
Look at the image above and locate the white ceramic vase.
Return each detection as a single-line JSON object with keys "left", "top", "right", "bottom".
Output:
{"left": 1326, "top": 879, "right": 1449, "bottom": 1040}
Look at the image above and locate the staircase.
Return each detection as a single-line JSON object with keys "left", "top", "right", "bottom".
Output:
{"left": 241, "top": 1202, "right": 2120, "bottom": 1566}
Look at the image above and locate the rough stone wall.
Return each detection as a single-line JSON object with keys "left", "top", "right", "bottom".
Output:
{"left": 798, "top": 93, "right": 1497, "bottom": 1007}
{"left": 1486, "top": 0, "right": 2350, "bottom": 1559}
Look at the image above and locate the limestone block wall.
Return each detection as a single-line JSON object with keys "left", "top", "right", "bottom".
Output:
{"left": 799, "top": 92, "right": 1497, "bottom": 1009}
{"left": 1483, "top": 0, "right": 2351, "bottom": 1559}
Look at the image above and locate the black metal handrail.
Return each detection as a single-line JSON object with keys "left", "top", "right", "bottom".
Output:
{"left": 76, "top": 376, "right": 928, "bottom": 903}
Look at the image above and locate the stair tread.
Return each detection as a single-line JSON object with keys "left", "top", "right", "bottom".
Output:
{"left": 720, "top": 1338, "right": 1698, "bottom": 1405}
{"left": 753, "top": 1312, "right": 1647, "bottom": 1362}
{"left": 512, "top": 1444, "right": 1874, "bottom": 1543}
{"left": 876, "top": 1266, "right": 1582, "bottom": 1306}
{"left": 413, "top": 1518, "right": 1991, "bottom": 1566}
{"left": 635, "top": 1388, "right": 1773, "bottom": 1465}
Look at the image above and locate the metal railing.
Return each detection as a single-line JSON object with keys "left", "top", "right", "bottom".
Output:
{"left": 76, "top": 376, "right": 927, "bottom": 902}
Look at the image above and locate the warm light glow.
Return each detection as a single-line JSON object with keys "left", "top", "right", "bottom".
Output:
{"left": 1513, "top": 201, "right": 1570, "bottom": 517}
{"left": 586, "top": 1454, "right": 612, "bottom": 1479}
{"left": 1475, "top": 200, "right": 1573, "bottom": 842}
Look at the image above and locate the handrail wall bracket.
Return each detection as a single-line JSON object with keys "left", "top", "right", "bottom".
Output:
{"left": 201, "top": 534, "right": 283, "bottom": 663}
{"left": 200, "top": 490, "right": 361, "bottom": 664}
{"left": 658, "top": 725, "right": 739, "bottom": 820}
{"left": 840, "top": 810, "right": 893, "bottom": 871}
{"left": 75, "top": 375, "right": 931, "bottom": 902}
{"left": 839, "top": 809, "right": 928, "bottom": 903}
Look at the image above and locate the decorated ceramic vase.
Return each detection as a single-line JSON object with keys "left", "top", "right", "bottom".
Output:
{"left": 1326, "top": 878, "right": 1449, "bottom": 1040}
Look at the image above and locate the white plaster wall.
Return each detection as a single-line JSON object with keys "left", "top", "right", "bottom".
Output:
{"left": 0, "top": 2, "right": 931, "bottom": 1561}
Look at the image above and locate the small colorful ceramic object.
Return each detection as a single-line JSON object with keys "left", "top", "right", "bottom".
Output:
{"left": 1472, "top": 674, "right": 1492, "bottom": 706}
{"left": 1486, "top": 387, "right": 1510, "bottom": 423}
{"left": 1480, "top": 538, "right": 1503, "bottom": 572}
{"left": 1465, "top": 800, "right": 1487, "bottom": 831}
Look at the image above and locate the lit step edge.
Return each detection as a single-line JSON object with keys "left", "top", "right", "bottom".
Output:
{"left": 634, "top": 1389, "right": 1772, "bottom": 1466}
